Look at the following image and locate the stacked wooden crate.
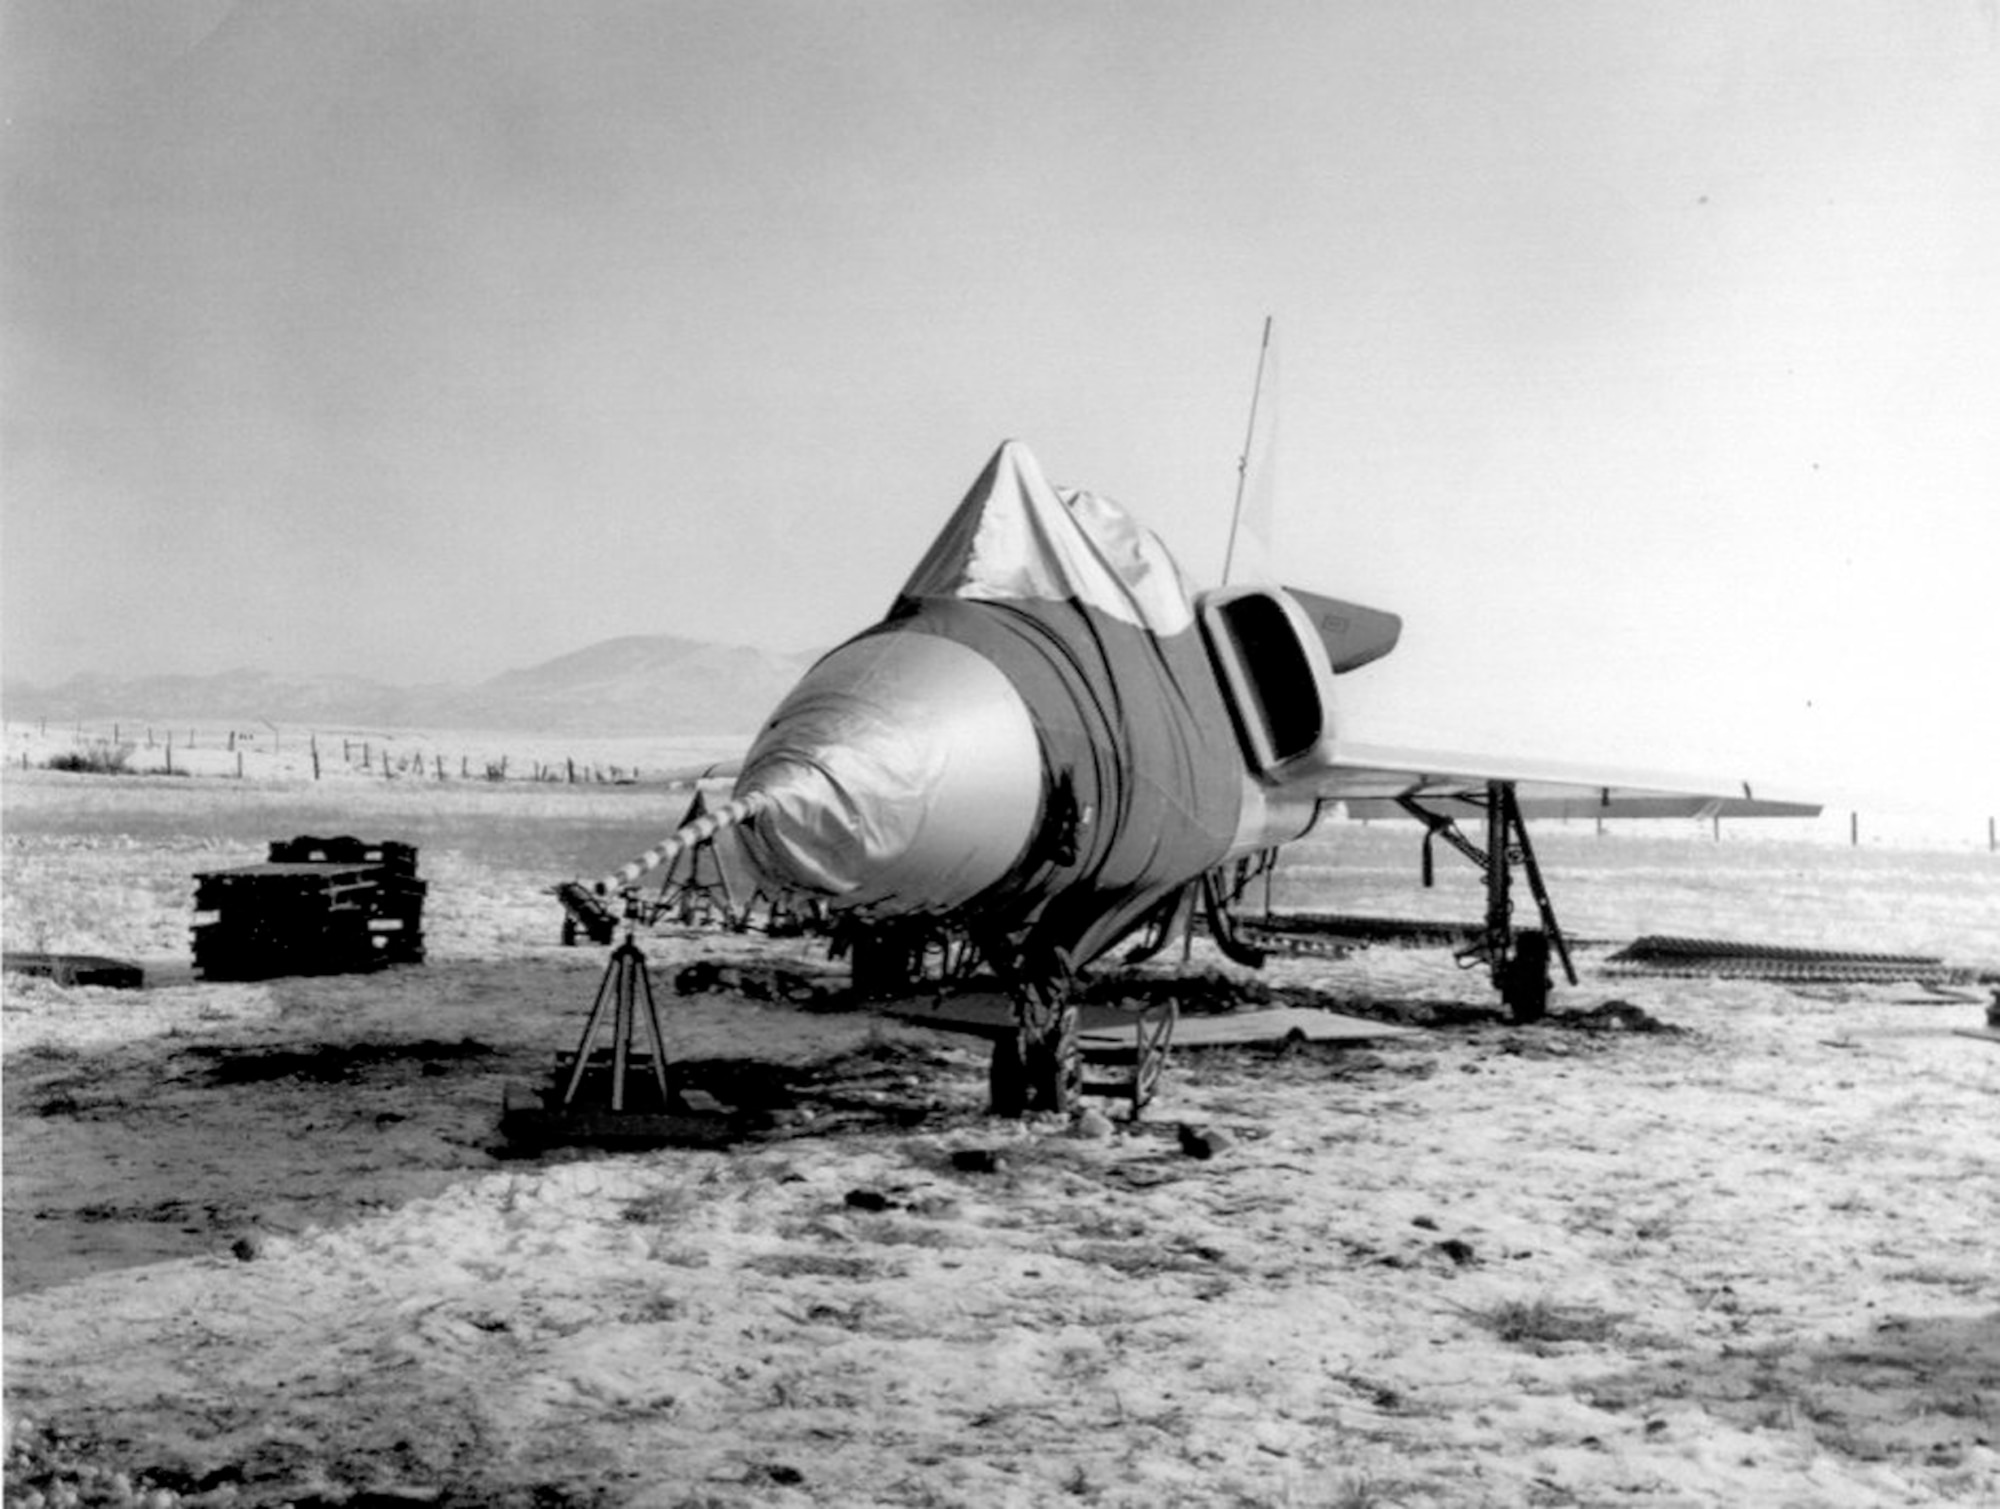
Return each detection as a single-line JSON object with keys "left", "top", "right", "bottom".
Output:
{"left": 193, "top": 836, "right": 426, "bottom": 981}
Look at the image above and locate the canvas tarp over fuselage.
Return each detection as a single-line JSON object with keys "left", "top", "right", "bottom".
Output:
{"left": 735, "top": 441, "right": 1246, "bottom": 973}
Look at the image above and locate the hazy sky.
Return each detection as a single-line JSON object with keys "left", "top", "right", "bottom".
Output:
{"left": 4, "top": 1, "right": 1996, "bottom": 805}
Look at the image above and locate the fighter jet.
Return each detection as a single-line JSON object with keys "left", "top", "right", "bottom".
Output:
{"left": 590, "top": 440, "right": 1816, "bottom": 1113}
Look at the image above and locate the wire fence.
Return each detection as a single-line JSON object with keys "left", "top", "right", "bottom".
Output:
{"left": 10, "top": 719, "right": 1998, "bottom": 853}
{"left": 8, "top": 720, "right": 733, "bottom": 791}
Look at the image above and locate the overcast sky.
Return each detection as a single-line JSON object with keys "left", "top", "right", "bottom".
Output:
{"left": 4, "top": 1, "right": 1996, "bottom": 806}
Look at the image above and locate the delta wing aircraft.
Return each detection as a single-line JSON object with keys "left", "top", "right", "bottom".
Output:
{"left": 586, "top": 440, "right": 1816, "bottom": 1113}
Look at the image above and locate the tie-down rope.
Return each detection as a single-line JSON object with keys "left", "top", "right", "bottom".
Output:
{"left": 592, "top": 789, "right": 775, "bottom": 896}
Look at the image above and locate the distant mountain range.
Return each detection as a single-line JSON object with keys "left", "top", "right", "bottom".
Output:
{"left": 0, "top": 635, "right": 825, "bottom": 736}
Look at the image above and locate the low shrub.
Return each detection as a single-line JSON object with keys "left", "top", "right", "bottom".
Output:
{"left": 1475, "top": 1296, "right": 1624, "bottom": 1347}
{"left": 44, "top": 741, "right": 135, "bottom": 776}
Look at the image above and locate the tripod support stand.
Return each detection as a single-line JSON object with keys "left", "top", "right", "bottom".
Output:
{"left": 503, "top": 898, "right": 751, "bottom": 1151}
{"left": 555, "top": 930, "right": 677, "bottom": 1112}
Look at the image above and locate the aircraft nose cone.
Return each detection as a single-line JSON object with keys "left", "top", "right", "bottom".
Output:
{"left": 732, "top": 629, "right": 1044, "bottom": 912}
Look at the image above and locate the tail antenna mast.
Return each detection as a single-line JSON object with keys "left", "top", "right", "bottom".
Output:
{"left": 1221, "top": 314, "right": 1274, "bottom": 585}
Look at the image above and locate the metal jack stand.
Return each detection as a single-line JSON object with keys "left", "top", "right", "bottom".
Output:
{"left": 1399, "top": 780, "right": 1577, "bottom": 1021}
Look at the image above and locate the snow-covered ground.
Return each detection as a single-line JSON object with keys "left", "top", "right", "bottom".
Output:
{"left": 5, "top": 763, "right": 1997, "bottom": 1507}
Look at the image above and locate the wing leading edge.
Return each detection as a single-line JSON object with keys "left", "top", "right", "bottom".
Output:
{"left": 1313, "top": 739, "right": 1822, "bottom": 821}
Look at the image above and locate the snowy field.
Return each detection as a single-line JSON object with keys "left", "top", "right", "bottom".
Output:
{"left": 4, "top": 755, "right": 1998, "bottom": 1508}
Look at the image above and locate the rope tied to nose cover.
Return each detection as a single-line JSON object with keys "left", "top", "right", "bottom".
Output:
{"left": 592, "top": 790, "right": 775, "bottom": 897}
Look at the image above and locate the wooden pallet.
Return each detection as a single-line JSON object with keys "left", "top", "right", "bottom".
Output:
{"left": 192, "top": 836, "right": 425, "bottom": 981}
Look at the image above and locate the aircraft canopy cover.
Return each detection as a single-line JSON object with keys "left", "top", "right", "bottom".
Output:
{"left": 896, "top": 441, "right": 1197, "bottom": 635}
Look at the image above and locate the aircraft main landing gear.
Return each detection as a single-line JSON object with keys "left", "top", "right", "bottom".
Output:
{"left": 1400, "top": 780, "right": 1576, "bottom": 1022}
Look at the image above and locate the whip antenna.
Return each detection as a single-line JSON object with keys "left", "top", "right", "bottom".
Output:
{"left": 1221, "top": 315, "right": 1274, "bottom": 585}
{"left": 593, "top": 789, "right": 775, "bottom": 897}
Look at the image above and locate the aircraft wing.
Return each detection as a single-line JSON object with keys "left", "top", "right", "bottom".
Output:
{"left": 1315, "top": 739, "right": 1821, "bottom": 821}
